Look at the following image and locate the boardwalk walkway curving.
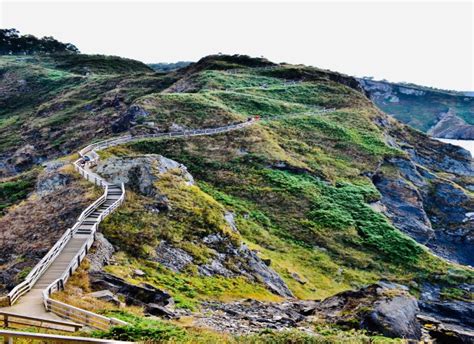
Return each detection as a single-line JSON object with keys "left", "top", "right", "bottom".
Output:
{"left": 0, "top": 118, "right": 257, "bottom": 329}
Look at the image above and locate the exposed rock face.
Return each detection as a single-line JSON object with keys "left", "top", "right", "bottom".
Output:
{"left": 111, "top": 104, "right": 149, "bottom": 133}
{"left": 87, "top": 233, "right": 115, "bottom": 273}
{"left": 36, "top": 161, "right": 70, "bottom": 196}
{"left": 309, "top": 282, "right": 421, "bottom": 340}
{"left": 372, "top": 132, "right": 474, "bottom": 265}
{"left": 89, "top": 272, "right": 172, "bottom": 307}
{"left": 419, "top": 284, "right": 474, "bottom": 329}
{"left": 428, "top": 111, "right": 474, "bottom": 140}
{"left": 373, "top": 160, "right": 433, "bottom": 243}
{"left": 96, "top": 155, "right": 194, "bottom": 198}
{"left": 155, "top": 236, "right": 293, "bottom": 298}
{"left": 1, "top": 144, "right": 46, "bottom": 177}
{"left": 358, "top": 78, "right": 474, "bottom": 140}
{"left": 363, "top": 294, "right": 421, "bottom": 339}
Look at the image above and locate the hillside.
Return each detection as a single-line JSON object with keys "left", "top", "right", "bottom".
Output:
{"left": 0, "top": 53, "right": 473, "bottom": 343}
{"left": 359, "top": 78, "right": 474, "bottom": 139}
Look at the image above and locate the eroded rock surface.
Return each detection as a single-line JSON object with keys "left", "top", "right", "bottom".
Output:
{"left": 155, "top": 235, "right": 293, "bottom": 298}
{"left": 373, "top": 145, "right": 474, "bottom": 265}
{"left": 96, "top": 155, "right": 194, "bottom": 198}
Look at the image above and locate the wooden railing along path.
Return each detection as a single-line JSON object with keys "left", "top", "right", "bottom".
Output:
{"left": 5, "top": 118, "right": 258, "bottom": 331}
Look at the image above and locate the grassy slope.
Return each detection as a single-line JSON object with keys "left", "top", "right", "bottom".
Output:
{"left": 0, "top": 55, "right": 175, "bottom": 160}
{"left": 1, "top": 55, "right": 472, "bottom": 342}
{"left": 97, "top": 63, "right": 471, "bottom": 305}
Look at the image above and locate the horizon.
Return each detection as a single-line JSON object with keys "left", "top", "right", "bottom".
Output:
{"left": 1, "top": 0, "right": 473, "bottom": 91}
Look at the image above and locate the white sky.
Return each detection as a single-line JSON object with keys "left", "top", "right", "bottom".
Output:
{"left": 1, "top": 0, "right": 473, "bottom": 91}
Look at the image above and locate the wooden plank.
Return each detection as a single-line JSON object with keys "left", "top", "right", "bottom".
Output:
{"left": 0, "top": 329, "right": 131, "bottom": 343}
{"left": 0, "top": 312, "right": 82, "bottom": 330}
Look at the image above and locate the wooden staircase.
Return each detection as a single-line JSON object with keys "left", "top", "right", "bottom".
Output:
{"left": 2, "top": 118, "right": 259, "bottom": 331}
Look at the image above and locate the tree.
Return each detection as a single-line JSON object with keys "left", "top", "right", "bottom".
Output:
{"left": 0, "top": 28, "right": 79, "bottom": 55}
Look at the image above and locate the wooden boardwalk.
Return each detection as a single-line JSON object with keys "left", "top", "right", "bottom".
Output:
{"left": 1, "top": 118, "right": 258, "bottom": 330}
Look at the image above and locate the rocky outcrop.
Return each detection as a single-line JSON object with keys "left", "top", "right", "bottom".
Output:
{"left": 87, "top": 233, "right": 115, "bottom": 273}
{"left": 155, "top": 236, "right": 293, "bottom": 298}
{"left": 428, "top": 111, "right": 474, "bottom": 140}
{"left": 97, "top": 155, "right": 292, "bottom": 297}
{"left": 35, "top": 161, "right": 70, "bottom": 196}
{"left": 372, "top": 135, "right": 474, "bottom": 265}
{"left": 373, "top": 159, "right": 433, "bottom": 243}
{"left": 308, "top": 282, "right": 422, "bottom": 340}
{"left": 418, "top": 284, "right": 474, "bottom": 343}
{"left": 89, "top": 272, "right": 172, "bottom": 307}
{"left": 111, "top": 104, "right": 149, "bottom": 133}
{"left": 363, "top": 293, "right": 421, "bottom": 339}
{"left": 193, "top": 282, "right": 424, "bottom": 339}
{"left": 359, "top": 78, "right": 474, "bottom": 140}
{"left": 96, "top": 155, "right": 193, "bottom": 198}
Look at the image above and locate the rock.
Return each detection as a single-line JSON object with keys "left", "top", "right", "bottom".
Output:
{"left": 169, "top": 123, "right": 186, "bottom": 132}
{"left": 373, "top": 155, "right": 474, "bottom": 265}
{"left": 133, "top": 269, "right": 146, "bottom": 277}
{"left": 89, "top": 272, "right": 172, "bottom": 307}
{"left": 364, "top": 294, "right": 421, "bottom": 340}
{"left": 373, "top": 167, "right": 434, "bottom": 243}
{"left": 35, "top": 162, "right": 70, "bottom": 196}
{"left": 418, "top": 315, "right": 474, "bottom": 344}
{"left": 201, "top": 234, "right": 294, "bottom": 298}
{"left": 419, "top": 284, "right": 474, "bottom": 331}
{"left": 428, "top": 110, "right": 474, "bottom": 140}
{"left": 111, "top": 104, "right": 149, "bottom": 133}
{"left": 87, "top": 290, "right": 122, "bottom": 306}
{"left": 224, "top": 212, "right": 238, "bottom": 232}
{"left": 155, "top": 241, "right": 194, "bottom": 273}
{"left": 306, "top": 282, "right": 423, "bottom": 340}
{"left": 290, "top": 272, "right": 307, "bottom": 285}
{"left": 155, "top": 235, "right": 293, "bottom": 298}
{"left": 88, "top": 233, "right": 115, "bottom": 273}
{"left": 96, "top": 155, "right": 194, "bottom": 198}
{"left": 145, "top": 303, "right": 176, "bottom": 319}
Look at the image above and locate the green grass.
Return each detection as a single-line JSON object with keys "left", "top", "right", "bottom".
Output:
{"left": 0, "top": 171, "right": 37, "bottom": 212}
{"left": 92, "top": 310, "right": 402, "bottom": 343}
{"left": 105, "top": 256, "right": 281, "bottom": 310}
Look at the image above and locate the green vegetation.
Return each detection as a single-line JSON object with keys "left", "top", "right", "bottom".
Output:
{"left": 105, "top": 255, "right": 281, "bottom": 310}
{"left": 0, "top": 171, "right": 37, "bottom": 213}
{"left": 2, "top": 53, "right": 473, "bottom": 342}
{"left": 0, "top": 28, "right": 79, "bottom": 55}
{"left": 363, "top": 80, "right": 474, "bottom": 131}
{"left": 92, "top": 311, "right": 401, "bottom": 343}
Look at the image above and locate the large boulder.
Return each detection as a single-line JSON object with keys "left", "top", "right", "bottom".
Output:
{"left": 96, "top": 155, "right": 193, "bottom": 198}
{"left": 89, "top": 272, "right": 172, "bottom": 307}
{"left": 307, "top": 282, "right": 421, "bottom": 340}
{"left": 88, "top": 233, "right": 115, "bottom": 273}
{"left": 363, "top": 294, "right": 421, "bottom": 339}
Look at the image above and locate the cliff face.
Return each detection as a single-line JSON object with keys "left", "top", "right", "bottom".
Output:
{"left": 1, "top": 53, "right": 473, "bottom": 341}
{"left": 359, "top": 78, "right": 474, "bottom": 139}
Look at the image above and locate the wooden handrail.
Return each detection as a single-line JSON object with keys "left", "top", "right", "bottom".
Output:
{"left": 0, "top": 329, "right": 131, "bottom": 343}
{"left": 0, "top": 311, "right": 82, "bottom": 332}
{"left": 6, "top": 118, "right": 258, "bottom": 332}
